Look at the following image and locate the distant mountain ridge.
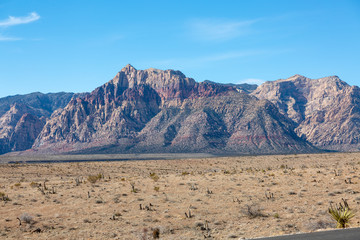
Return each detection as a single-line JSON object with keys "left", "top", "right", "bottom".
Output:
{"left": 31, "top": 64, "right": 314, "bottom": 154}
{"left": 0, "top": 92, "right": 85, "bottom": 118}
{"left": 0, "top": 92, "right": 85, "bottom": 154}
{"left": 252, "top": 74, "right": 360, "bottom": 151}
{"left": 202, "top": 80, "right": 258, "bottom": 94}
{"left": 0, "top": 65, "right": 358, "bottom": 155}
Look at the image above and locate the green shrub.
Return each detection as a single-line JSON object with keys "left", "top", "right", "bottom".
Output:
{"left": 30, "top": 182, "right": 39, "bottom": 188}
{"left": 0, "top": 192, "right": 11, "bottom": 201}
{"left": 88, "top": 173, "right": 102, "bottom": 184}
{"left": 149, "top": 173, "right": 159, "bottom": 182}
{"left": 328, "top": 200, "right": 355, "bottom": 228}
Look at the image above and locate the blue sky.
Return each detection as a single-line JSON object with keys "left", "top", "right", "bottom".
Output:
{"left": 0, "top": 0, "right": 359, "bottom": 98}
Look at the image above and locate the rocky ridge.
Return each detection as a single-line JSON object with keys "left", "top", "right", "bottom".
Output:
{"left": 1, "top": 65, "right": 358, "bottom": 155}
{"left": 0, "top": 92, "right": 82, "bottom": 154}
{"left": 252, "top": 75, "right": 360, "bottom": 151}
{"left": 32, "top": 65, "right": 314, "bottom": 154}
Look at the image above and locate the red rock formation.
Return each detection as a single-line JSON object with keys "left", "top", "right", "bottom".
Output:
{"left": 33, "top": 65, "right": 314, "bottom": 154}
{"left": 252, "top": 75, "right": 360, "bottom": 151}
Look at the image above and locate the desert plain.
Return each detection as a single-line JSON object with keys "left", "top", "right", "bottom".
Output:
{"left": 1, "top": 152, "right": 360, "bottom": 239}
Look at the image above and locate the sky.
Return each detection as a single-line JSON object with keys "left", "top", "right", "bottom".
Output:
{"left": 0, "top": 0, "right": 359, "bottom": 98}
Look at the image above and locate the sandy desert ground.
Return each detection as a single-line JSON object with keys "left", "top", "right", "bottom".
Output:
{"left": 1, "top": 152, "right": 360, "bottom": 239}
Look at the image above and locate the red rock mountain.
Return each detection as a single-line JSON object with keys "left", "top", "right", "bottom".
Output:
{"left": 0, "top": 103, "right": 45, "bottom": 154}
{"left": 32, "top": 65, "right": 314, "bottom": 154}
{"left": 0, "top": 92, "right": 82, "bottom": 154}
{"left": 252, "top": 74, "right": 360, "bottom": 151}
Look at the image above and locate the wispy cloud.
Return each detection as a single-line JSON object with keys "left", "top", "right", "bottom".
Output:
{"left": 187, "top": 18, "right": 259, "bottom": 41}
{"left": 0, "top": 36, "right": 21, "bottom": 41}
{"left": 238, "top": 78, "right": 265, "bottom": 85}
{"left": 0, "top": 12, "right": 40, "bottom": 41}
{"left": 0, "top": 12, "right": 40, "bottom": 27}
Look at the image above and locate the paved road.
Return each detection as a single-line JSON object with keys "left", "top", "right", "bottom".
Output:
{"left": 255, "top": 228, "right": 360, "bottom": 240}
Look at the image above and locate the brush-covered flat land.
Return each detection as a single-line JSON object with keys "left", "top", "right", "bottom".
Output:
{"left": 1, "top": 153, "right": 360, "bottom": 239}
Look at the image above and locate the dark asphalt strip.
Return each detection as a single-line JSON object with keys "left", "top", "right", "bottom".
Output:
{"left": 254, "top": 228, "right": 360, "bottom": 240}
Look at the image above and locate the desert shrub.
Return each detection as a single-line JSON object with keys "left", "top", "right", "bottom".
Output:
{"left": 149, "top": 173, "right": 159, "bottom": 182}
{"left": 0, "top": 192, "right": 11, "bottom": 201}
{"left": 14, "top": 183, "right": 21, "bottom": 187}
{"left": 328, "top": 200, "right": 355, "bottom": 228}
{"left": 181, "top": 171, "right": 189, "bottom": 176}
{"left": 130, "top": 182, "right": 139, "bottom": 193}
{"left": 242, "top": 204, "right": 267, "bottom": 219}
{"left": 88, "top": 173, "right": 102, "bottom": 184}
{"left": 152, "top": 228, "right": 160, "bottom": 239}
{"left": 19, "top": 213, "right": 34, "bottom": 224}
{"left": 154, "top": 186, "right": 160, "bottom": 192}
{"left": 30, "top": 182, "right": 39, "bottom": 188}
{"left": 305, "top": 219, "right": 335, "bottom": 231}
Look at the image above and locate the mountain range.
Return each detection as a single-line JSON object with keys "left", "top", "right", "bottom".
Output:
{"left": 1, "top": 64, "right": 359, "bottom": 155}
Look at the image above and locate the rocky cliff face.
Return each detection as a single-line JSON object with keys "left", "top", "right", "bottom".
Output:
{"left": 252, "top": 75, "right": 360, "bottom": 151}
{"left": 0, "top": 104, "right": 45, "bottom": 154}
{"left": 0, "top": 92, "right": 83, "bottom": 118}
{"left": 0, "top": 92, "right": 82, "bottom": 154}
{"left": 33, "top": 65, "right": 315, "bottom": 154}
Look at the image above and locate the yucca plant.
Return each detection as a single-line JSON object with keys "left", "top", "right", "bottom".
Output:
{"left": 328, "top": 199, "right": 355, "bottom": 228}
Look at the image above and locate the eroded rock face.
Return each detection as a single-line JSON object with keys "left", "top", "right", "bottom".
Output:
{"left": 0, "top": 93, "right": 81, "bottom": 154}
{"left": 0, "top": 92, "right": 83, "bottom": 118}
{"left": 10, "top": 113, "right": 45, "bottom": 151}
{"left": 0, "top": 104, "right": 45, "bottom": 154}
{"left": 252, "top": 75, "right": 360, "bottom": 151}
{"left": 33, "top": 65, "right": 315, "bottom": 154}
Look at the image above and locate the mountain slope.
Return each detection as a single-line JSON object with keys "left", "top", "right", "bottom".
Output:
{"left": 0, "top": 92, "right": 83, "bottom": 154}
{"left": 32, "top": 65, "right": 315, "bottom": 154}
{"left": 252, "top": 75, "right": 360, "bottom": 151}
{"left": 0, "top": 103, "right": 45, "bottom": 154}
{"left": 0, "top": 92, "right": 83, "bottom": 118}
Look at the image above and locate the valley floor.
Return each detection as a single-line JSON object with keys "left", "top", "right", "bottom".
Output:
{"left": 1, "top": 152, "right": 360, "bottom": 239}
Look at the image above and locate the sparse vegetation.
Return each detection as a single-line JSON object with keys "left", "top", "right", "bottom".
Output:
{"left": 130, "top": 182, "right": 139, "bottom": 193}
{"left": 0, "top": 192, "right": 11, "bottom": 201}
{"left": 88, "top": 173, "right": 103, "bottom": 184}
{"left": 242, "top": 204, "right": 267, "bottom": 219}
{"left": 152, "top": 228, "right": 160, "bottom": 239}
{"left": 149, "top": 172, "right": 159, "bottom": 182}
{"left": 30, "top": 182, "right": 39, "bottom": 188}
{"left": 328, "top": 199, "right": 355, "bottom": 228}
{"left": 19, "top": 213, "right": 34, "bottom": 225}
{"left": 1, "top": 153, "right": 360, "bottom": 239}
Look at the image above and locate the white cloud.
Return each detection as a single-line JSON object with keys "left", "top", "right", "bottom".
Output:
{"left": 0, "top": 12, "right": 40, "bottom": 27}
{"left": 0, "top": 12, "right": 40, "bottom": 41}
{"left": 238, "top": 78, "right": 265, "bottom": 85}
{"left": 187, "top": 18, "right": 259, "bottom": 41}
{"left": 0, "top": 36, "right": 21, "bottom": 42}
{"left": 0, "top": 36, "right": 21, "bottom": 41}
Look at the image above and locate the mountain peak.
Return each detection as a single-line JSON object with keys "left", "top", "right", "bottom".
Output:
{"left": 121, "top": 64, "right": 137, "bottom": 72}
{"left": 289, "top": 74, "right": 307, "bottom": 80}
